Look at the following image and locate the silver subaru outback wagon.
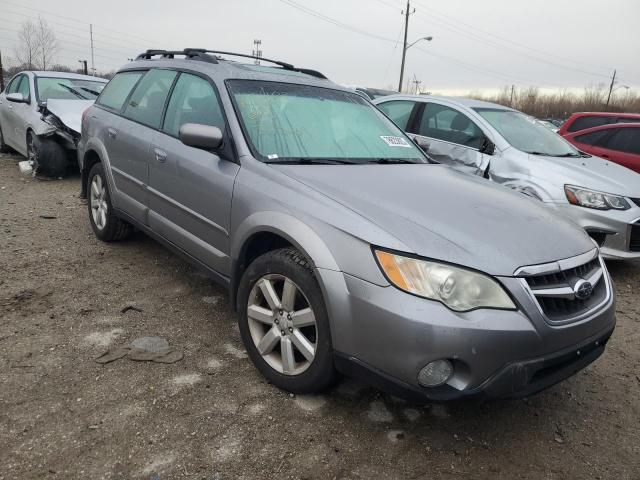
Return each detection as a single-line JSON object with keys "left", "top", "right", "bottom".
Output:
{"left": 78, "top": 49, "right": 615, "bottom": 401}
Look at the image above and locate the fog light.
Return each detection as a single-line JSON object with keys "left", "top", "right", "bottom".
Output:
{"left": 418, "top": 359, "right": 453, "bottom": 387}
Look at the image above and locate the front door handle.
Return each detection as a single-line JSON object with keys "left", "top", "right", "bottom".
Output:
{"left": 154, "top": 148, "right": 167, "bottom": 163}
{"left": 107, "top": 128, "right": 117, "bottom": 139}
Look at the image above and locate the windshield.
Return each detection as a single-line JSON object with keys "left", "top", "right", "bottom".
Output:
{"left": 36, "top": 77, "right": 106, "bottom": 102}
{"left": 475, "top": 108, "right": 580, "bottom": 157}
{"left": 228, "top": 80, "right": 427, "bottom": 164}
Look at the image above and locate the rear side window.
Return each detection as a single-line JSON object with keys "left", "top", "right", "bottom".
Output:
{"left": 97, "top": 71, "right": 144, "bottom": 111}
{"left": 162, "top": 73, "right": 225, "bottom": 137}
{"left": 574, "top": 130, "right": 610, "bottom": 146}
{"left": 603, "top": 128, "right": 640, "bottom": 154}
{"left": 568, "top": 115, "right": 613, "bottom": 132}
{"left": 418, "top": 103, "right": 485, "bottom": 149}
{"left": 377, "top": 100, "right": 415, "bottom": 130}
{"left": 123, "top": 69, "right": 177, "bottom": 129}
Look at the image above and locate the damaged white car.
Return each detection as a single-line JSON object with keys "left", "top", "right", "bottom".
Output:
{"left": 0, "top": 71, "right": 107, "bottom": 177}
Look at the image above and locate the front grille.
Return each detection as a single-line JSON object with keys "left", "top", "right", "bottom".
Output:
{"left": 631, "top": 222, "right": 640, "bottom": 252}
{"left": 522, "top": 256, "right": 608, "bottom": 323}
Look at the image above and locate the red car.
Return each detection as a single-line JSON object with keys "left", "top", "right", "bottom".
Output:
{"left": 558, "top": 111, "right": 640, "bottom": 136}
{"left": 563, "top": 123, "right": 640, "bottom": 173}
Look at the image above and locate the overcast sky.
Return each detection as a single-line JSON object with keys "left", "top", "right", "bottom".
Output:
{"left": 1, "top": 0, "right": 638, "bottom": 94}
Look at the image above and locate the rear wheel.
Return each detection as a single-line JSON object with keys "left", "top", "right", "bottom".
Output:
{"left": 87, "top": 162, "right": 132, "bottom": 242}
{"left": 27, "top": 132, "right": 68, "bottom": 177}
{"left": 237, "top": 248, "right": 338, "bottom": 393}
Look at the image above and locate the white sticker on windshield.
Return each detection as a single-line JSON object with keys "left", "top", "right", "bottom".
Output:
{"left": 380, "top": 136, "right": 411, "bottom": 147}
{"left": 267, "top": 154, "right": 279, "bottom": 160}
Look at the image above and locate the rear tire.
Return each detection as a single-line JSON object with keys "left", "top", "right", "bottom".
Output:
{"left": 27, "top": 132, "right": 68, "bottom": 177}
{"left": 87, "top": 162, "right": 132, "bottom": 242}
{"left": 237, "top": 248, "right": 339, "bottom": 394}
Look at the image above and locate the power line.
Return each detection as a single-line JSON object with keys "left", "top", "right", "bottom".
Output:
{"left": 274, "top": 0, "right": 537, "bottom": 85}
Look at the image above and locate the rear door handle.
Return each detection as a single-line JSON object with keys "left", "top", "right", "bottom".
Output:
{"left": 107, "top": 128, "right": 117, "bottom": 139}
{"left": 154, "top": 148, "right": 167, "bottom": 163}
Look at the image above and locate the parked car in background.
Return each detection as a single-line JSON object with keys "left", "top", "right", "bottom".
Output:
{"left": 558, "top": 112, "right": 640, "bottom": 136}
{"left": 355, "top": 87, "right": 397, "bottom": 100}
{"left": 374, "top": 95, "right": 640, "bottom": 260}
{"left": 564, "top": 123, "right": 640, "bottom": 174}
{"left": 78, "top": 49, "right": 615, "bottom": 402}
{"left": 0, "top": 71, "right": 107, "bottom": 176}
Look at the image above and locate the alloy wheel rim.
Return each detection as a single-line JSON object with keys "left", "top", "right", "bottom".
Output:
{"left": 247, "top": 274, "right": 317, "bottom": 375}
{"left": 90, "top": 174, "right": 108, "bottom": 230}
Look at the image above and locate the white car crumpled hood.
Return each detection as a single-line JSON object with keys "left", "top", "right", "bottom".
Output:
{"left": 45, "top": 99, "right": 95, "bottom": 134}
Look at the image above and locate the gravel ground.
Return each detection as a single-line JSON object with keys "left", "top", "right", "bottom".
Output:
{"left": 1, "top": 152, "right": 639, "bottom": 480}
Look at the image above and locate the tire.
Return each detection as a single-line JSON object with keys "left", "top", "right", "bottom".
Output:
{"left": 0, "top": 124, "right": 10, "bottom": 153}
{"left": 27, "top": 132, "right": 68, "bottom": 177}
{"left": 87, "top": 162, "right": 133, "bottom": 242}
{"left": 237, "top": 248, "right": 339, "bottom": 394}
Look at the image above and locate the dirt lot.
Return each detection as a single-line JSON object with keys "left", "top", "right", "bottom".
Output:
{"left": 0, "top": 152, "right": 639, "bottom": 480}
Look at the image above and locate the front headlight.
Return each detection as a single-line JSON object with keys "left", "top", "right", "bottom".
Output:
{"left": 374, "top": 249, "right": 516, "bottom": 312}
{"left": 565, "top": 185, "right": 630, "bottom": 211}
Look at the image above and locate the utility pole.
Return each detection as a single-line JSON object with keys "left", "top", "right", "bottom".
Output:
{"left": 605, "top": 69, "right": 617, "bottom": 109}
{"left": 90, "top": 24, "right": 95, "bottom": 75}
{"left": 0, "top": 50, "right": 5, "bottom": 92}
{"left": 252, "top": 39, "right": 262, "bottom": 65}
{"left": 510, "top": 84, "right": 515, "bottom": 107}
{"left": 398, "top": 0, "right": 414, "bottom": 92}
{"left": 78, "top": 60, "right": 88, "bottom": 75}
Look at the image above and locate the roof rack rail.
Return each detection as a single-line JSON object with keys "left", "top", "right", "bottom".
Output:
{"left": 135, "top": 49, "right": 218, "bottom": 64}
{"left": 134, "top": 48, "right": 327, "bottom": 79}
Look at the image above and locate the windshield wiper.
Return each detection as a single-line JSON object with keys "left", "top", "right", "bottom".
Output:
{"left": 265, "top": 158, "right": 358, "bottom": 165}
{"left": 368, "top": 158, "right": 420, "bottom": 164}
{"left": 57, "top": 83, "right": 87, "bottom": 99}
{"left": 552, "top": 152, "right": 582, "bottom": 158}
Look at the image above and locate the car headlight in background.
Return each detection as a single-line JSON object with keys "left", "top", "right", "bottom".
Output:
{"left": 565, "top": 185, "right": 630, "bottom": 211}
{"left": 374, "top": 249, "right": 516, "bottom": 312}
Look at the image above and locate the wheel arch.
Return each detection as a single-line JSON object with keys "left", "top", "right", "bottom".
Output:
{"left": 80, "top": 149, "right": 103, "bottom": 199}
{"left": 230, "top": 212, "right": 341, "bottom": 312}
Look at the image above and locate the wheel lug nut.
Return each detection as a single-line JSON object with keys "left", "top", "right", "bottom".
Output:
{"left": 288, "top": 327, "right": 293, "bottom": 332}
{"left": 274, "top": 319, "right": 279, "bottom": 324}
{"left": 281, "top": 330, "right": 285, "bottom": 336}
{"left": 287, "top": 314, "right": 291, "bottom": 320}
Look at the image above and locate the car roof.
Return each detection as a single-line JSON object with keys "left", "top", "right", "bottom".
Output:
{"left": 27, "top": 71, "right": 108, "bottom": 82}
{"left": 568, "top": 122, "right": 640, "bottom": 135}
{"left": 568, "top": 111, "right": 640, "bottom": 119}
{"left": 120, "top": 55, "right": 346, "bottom": 91}
{"left": 374, "top": 94, "right": 514, "bottom": 111}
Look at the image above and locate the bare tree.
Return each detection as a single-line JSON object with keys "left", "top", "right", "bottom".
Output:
{"left": 14, "top": 17, "right": 58, "bottom": 70}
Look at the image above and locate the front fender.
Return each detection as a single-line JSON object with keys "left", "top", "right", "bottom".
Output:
{"left": 232, "top": 211, "right": 342, "bottom": 272}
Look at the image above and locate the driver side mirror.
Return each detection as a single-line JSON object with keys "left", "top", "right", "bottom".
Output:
{"left": 179, "top": 123, "right": 223, "bottom": 151}
{"left": 479, "top": 137, "right": 495, "bottom": 155}
{"left": 6, "top": 93, "right": 28, "bottom": 104}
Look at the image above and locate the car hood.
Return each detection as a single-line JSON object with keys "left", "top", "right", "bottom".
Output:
{"left": 44, "top": 99, "right": 95, "bottom": 134}
{"left": 530, "top": 152, "right": 640, "bottom": 197}
{"left": 276, "top": 164, "right": 596, "bottom": 276}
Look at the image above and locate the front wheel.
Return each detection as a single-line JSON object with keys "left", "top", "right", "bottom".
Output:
{"left": 27, "top": 132, "right": 68, "bottom": 177}
{"left": 237, "top": 248, "right": 338, "bottom": 393}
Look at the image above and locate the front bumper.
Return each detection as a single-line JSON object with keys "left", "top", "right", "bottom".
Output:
{"left": 548, "top": 202, "right": 640, "bottom": 260}
{"left": 317, "top": 268, "right": 616, "bottom": 402}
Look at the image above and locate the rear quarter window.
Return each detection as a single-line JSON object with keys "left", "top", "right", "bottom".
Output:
{"left": 96, "top": 71, "right": 144, "bottom": 111}
{"left": 574, "top": 130, "right": 610, "bottom": 146}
